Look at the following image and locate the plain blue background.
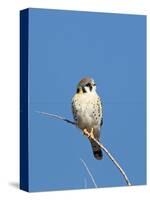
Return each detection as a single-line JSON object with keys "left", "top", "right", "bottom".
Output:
{"left": 28, "top": 8, "right": 146, "bottom": 191}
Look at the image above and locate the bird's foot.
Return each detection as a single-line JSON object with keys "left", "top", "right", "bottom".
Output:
{"left": 83, "top": 128, "right": 95, "bottom": 139}
{"left": 90, "top": 128, "right": 95, "bottom": 140}
{"left": 83, "top": 128, "right": 89, "bottom": 137}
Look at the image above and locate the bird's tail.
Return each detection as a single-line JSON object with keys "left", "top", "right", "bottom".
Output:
{"left": 90, "top": 139, "right": 103, "bottom": 160}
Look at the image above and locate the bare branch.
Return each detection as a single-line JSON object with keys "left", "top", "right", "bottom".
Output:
{"left": 37, "top": 111, "right": 131, "bottom": 186}
{"left": 83, "top": 129, "right": 131, "bottom": 186}
{"left": 80, "top": 158, "right": 98, "bottom": 188}
{"left": 36, "top": 111, "right": 76, "bottom": 125}
{"left": 101, "top": 143, "right": 131, "bottom": 186}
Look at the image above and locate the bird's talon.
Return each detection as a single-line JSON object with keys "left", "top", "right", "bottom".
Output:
{"left": 83, "top": 128, "right": 90, "bottom": 137}
{"left": 83, "top": 128, "right": 95, "bottom": 139}
{"left": 90, "top": 128, "right": 95, "bottom": 139}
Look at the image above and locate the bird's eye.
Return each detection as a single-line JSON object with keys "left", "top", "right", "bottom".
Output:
{"left": 85, "top": 83, "right": 93, "bottom": 91}
{"left": 85, "top": 83, "right": 91, "bottom": 87}
{"left": 93, "top": 83, "right": 96, "bottom": 86}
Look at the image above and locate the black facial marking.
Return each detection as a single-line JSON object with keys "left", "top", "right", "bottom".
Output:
{"left": 85, "top": 83, "right": 92, "bottom": 91}
{"left": 76, "top": 88, "right": 80, "bottom": 93}
{"left": 82, "top": 87, "right": 87, "bottom": 93}
{"left": 85, "top": 83, "right": 91, "bottom": 87}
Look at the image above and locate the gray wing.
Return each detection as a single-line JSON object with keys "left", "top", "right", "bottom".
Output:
{"left": 95, "top": 96, "right": 103, "bottom": 128}
{"left": 71, "top": 97, "right": 78, "bottom": 123}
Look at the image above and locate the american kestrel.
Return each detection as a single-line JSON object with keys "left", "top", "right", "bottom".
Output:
{"left": 72, "top": 77, "right": 103, "bottom": 160}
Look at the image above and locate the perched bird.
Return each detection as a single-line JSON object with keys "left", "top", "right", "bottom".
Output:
{"left": 72, "top": 77, "right": 103, "bottom": 160}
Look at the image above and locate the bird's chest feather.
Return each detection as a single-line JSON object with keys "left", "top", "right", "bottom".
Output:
{"left": 72, "top": 93, "right": 100, "bottom": 129}
{"left": 76, "top": 94, "right": 95, "bottom": 113}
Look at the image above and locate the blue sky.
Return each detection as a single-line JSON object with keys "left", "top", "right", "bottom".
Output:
{"left": 28, "top": 8, "right": 146, "bottom": 191}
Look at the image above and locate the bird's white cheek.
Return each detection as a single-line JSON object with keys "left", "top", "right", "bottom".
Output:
{"left": 84, "top": 86, "right": 90, "bottom": 93}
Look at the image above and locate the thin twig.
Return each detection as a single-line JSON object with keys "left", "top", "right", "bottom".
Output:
{"left": 36, "top": 111, "right": 76, "bottom": 125}
{"left": 80, "top": 158, "right": 98, "bottom": 188}
{"left": 37, "top": 111, "right": 131, "bottom": 186}
{"left": 101, "top": 143, "right": 131, "bottom": 186}
{"left": 83, "top": 129, "right": 131, "bottom": 186}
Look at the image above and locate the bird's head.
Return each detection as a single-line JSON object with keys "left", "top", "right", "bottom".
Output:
{"left": 76, "top": 77, "right": 96, "bottom": 94}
